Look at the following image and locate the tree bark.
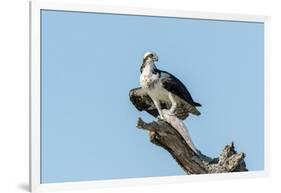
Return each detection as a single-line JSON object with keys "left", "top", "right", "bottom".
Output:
{"left": 136, "top": 118, "right": 247, "bottom": 174}
{"left": 130, "top": 87, "right": 248, "bottom": 174}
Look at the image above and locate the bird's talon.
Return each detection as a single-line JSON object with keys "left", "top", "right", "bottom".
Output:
{"left": 161, "top": 109, "right": 175, "bottom": 117}
{"left": 157, "top": 115, "right": 165, "bottom": 120}
{"left": 165, "top": 110, "right": 175, "bottom": 116}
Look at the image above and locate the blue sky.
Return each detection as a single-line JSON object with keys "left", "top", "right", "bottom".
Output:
{"left": 41, "top": 10, "right": 264, "bottom": 183}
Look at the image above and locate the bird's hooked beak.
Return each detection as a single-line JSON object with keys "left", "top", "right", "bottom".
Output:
{"left": 153, "top": 54, "right": 159, "bottom": 62}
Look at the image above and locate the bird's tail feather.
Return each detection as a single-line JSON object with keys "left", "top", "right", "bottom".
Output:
{"left": 193, "top": 102, "right": 202, "bottom": 107}
{"left": 189, "top": 106, "right": 201, "bottom": 116}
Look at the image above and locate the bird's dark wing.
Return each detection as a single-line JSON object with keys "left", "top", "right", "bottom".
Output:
{"left": 129, "top": 87, "right": 190, "bottom": 120}
{"left": 129, "top": 87, "right": 159, "bottom": 118}
{"left": 159, "top": 70, "right": 201, "bottom": 107}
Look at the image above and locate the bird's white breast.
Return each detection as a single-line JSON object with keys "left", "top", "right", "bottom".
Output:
{"left": 139, "top": 65, "right": 158, "bottom": 89}
{"left": 140, "top": 70, "right": 170, "bottom": 103}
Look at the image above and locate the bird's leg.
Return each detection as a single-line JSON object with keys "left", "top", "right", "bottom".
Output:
{"left": 152, "top": 98, "right": 165, "bottom": 120}
{"left": 168, "top": 92, "right": 177, "bottom": 115}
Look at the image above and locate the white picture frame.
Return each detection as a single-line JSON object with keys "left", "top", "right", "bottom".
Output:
{"left": 29, "top": 0, "right": 270, "bottom": 192}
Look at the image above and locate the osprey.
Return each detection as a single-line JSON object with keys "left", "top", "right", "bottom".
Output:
{"left": 139, "top": 51, "right": 201, "bottom": 120}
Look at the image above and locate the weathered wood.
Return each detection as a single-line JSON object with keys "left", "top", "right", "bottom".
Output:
{"left": 130, "top": 87, "right": 248, "bottom": 174}
{"left": 136, "top": 118, "right": 247, "bottom": 174}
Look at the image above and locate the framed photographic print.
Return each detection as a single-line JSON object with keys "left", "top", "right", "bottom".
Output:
{"left": 29, "top": 0, "right": 270, "bottom": 192}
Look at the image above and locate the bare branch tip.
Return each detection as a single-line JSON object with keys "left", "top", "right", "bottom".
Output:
{"left": 136, "top": 117, "right": 144, "bottom": 128}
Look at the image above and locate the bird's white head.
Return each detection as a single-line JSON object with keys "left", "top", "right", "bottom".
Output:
{"left": 143, "top": 51, "right": 159, "bottom": 63}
